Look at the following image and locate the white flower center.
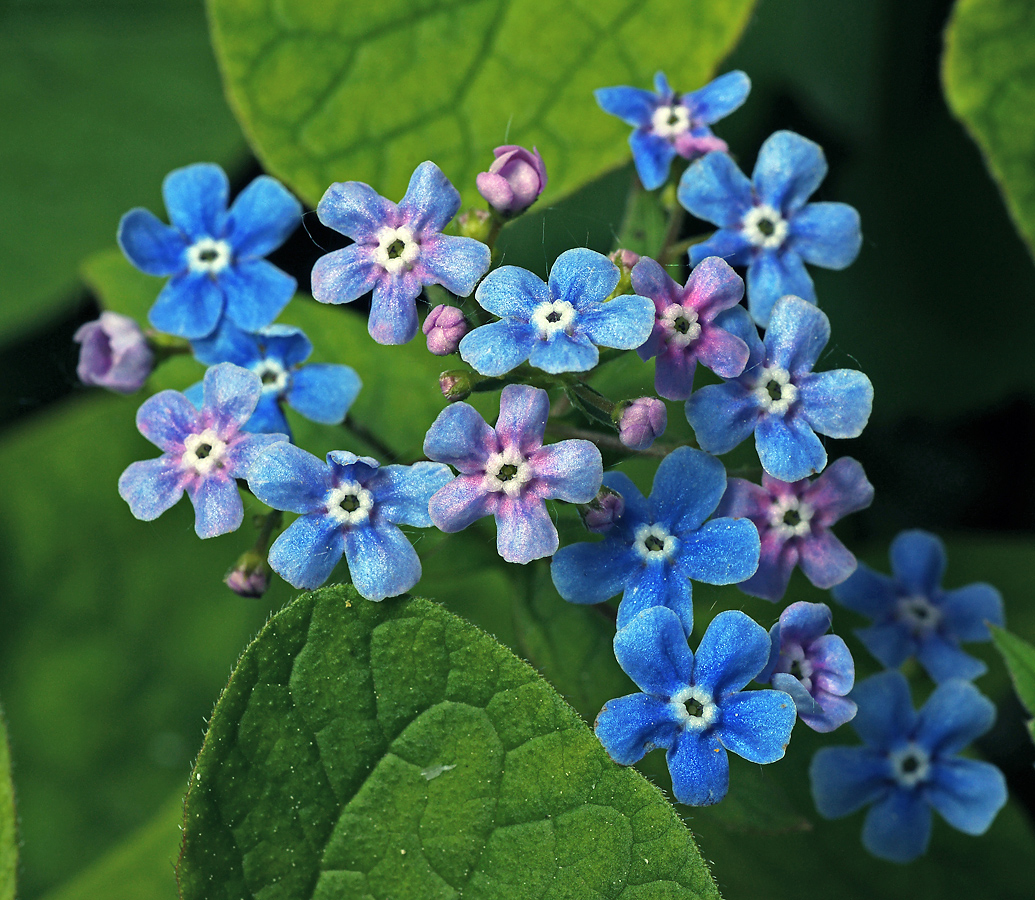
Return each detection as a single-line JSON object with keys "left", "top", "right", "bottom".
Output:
{"left": 182, "top": 428, "right": 227, "bottom": 476}
{"left": 889, "top": 742, "right": 931, "bottom": 789}
{"left": 671, "top": 685, "right": 718, "bottom": 732}
{"left": 779, "top": 642, "right": 814, "bottom": 692}
{"left": 651, "top": 104, "right": 691, "bottom": 138}
{"left": 753, "top": 365, "right": 798, "bottom": 415}
{"left": 896, "top": 594, "right": 942, "bottom": 633}
{"left": 373, "top": 225, "right": 420, "bottom": 276}
{"left": 660, "top": 303, "right": 701, "bottom": 348}
{"left": 187, "top": 238, "right": 232, "bottom": 274}
{"left": 741, "top": 204, "right": 789, "bottom": 250}
{"left": 768, "top": 495, "right": 814, "bottom": 539}
{"left": 253, "top": 358, "right": 289, "bottom": 395}
{"left": 530, "top": 300, "right": 577, "bottom": 338}
{"left": 633, "top": 523, "right": 679, "bottom": 562}
{"left": 325, "top": 480, "right": 374, "bottom": 526}
{"left": 483, "top": 446, "right": 533, "bottom": 497}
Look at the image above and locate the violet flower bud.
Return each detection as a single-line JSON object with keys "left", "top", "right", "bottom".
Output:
{"left": 616, "top": 397, "right": 667, "bottom": 450}
{"left": 608, "top": 248, "right": 642, "bottom": 298}
{"left": 476, "top": 145, "right": 547, "bottom": 216}
{"left": 224, "top": 551, "right": 271, "bottom": 598}
{"left": 423, "top": 305, "right": 470, "bottom": 355}
{"left": 439, "top": 369, "right": 473, "bottom": 402}
{"left": 580, "top": 486, "right": 626, "bottom": 533}
{"left": 73, "top": 311, "right": 154, "bottom": 394}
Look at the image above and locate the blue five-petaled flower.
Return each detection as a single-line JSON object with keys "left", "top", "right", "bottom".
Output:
{"left": 595, "top": 71, "right": 751, "bottom": 190}
{"left": 596, "top": 606, "right": 797, "bottom": 806}
{"left": 118, "top": 163, "right": 301, "bottom": 340}
{"left": 459, "top": 248, "right": 655, "bottom": 376}
{"left": 311, "top": 161, "right": 491, "bottom": 345}
{"left": 551, "top": 446, "right": 761, "bottom": 637}
{"left": 810, "top": 671, "right": 1007, "bottom": 863}
{"left": 685, "top": 295, "right": 873, "bottom": 483}
{"left": 678, "top": 130, "right": 862, "bottom": 326}
{"left": 248, "top": 446, "right": 452, "bottom": 600}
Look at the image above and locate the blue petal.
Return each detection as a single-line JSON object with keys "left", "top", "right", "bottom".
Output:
{"left": 799, "top": 370, "right": 873, "bottom": 439}
{"left": 862, "top": 789, "right": 931, "bottom": 863}
{"left": 675, "top": 518, "right": 760, "bottom": 585}
{"left": 718, "top": 689, "right": 796, "bottom": 763}
{"left": 772, "top": 673, "right": 823, "bottom": 718}
{"left": 528, "top": 440, "right": 602, "bottom": 502}
{"left": 915, "top": 678, "right": 996, "bottom": 756}
{"left": 529, "top": 332, "right": 599, "bottom": 374}
{"left": 616, "top": 561, "right": 694, "bottom": 637}
{"left": 810, "top": 746, "right": 890, "bottom": 818}
{"left": 693, "top": 610, "right": 771, "bottom": 695}
{"left": 678, "top": 152, "right": 754, "bottom": 227}
{"left": 289, "top": 364, "right": 361, "bottom": 424}
{"left": 926, "top": 758, "right": 1007, "bottom": 835}
{"left": 190, "top": 321, "right": 262, "bottom": 367}
{"left": 245, "top": 394, "right": 291, "bottom": 437}
{"left": 495, "top": 383, "right": 550, "bottom": 453}
{"left": 398, "top": 161, "right": 461, "bottom": 234}
{"left": 688, "top": 228, "right": 754, "bottom": 267}
{"left": 118, "top": 458, "right": 185, "bottom": 521}
{"left": 668, "top": 729, "right": 729, "bottom": 806}
{"left": 602, "top": 471, "right": 652, "bottom": 525}
{"left": 551, "top": 539, "right": 635, "bottom": 605}
{"left": 613, "top": 606, "right": 695, "bottom": 697}
{"left": 423, "top": 402, "right": 496, "bottom": 473}
{"left": 790, "top": 202, "right": 862, "bottom": 269}
{"left": 596, "top": 694, "right": 681, "bottom": 765}
{"left": 745, "top": 251, "right": 815, "bottom": 327}
{"left": 202, "top": 362, "right": 262, "bottom": 432}
{"left": 684, "top": 70, "right": 751, "bottom": 124}
{"left": 755, "top": 414, "right": 826, "bottom": 483}
{"left": 258, "top": 324, "right": 313, "bottom": 368}
{"left": 549, "top": 248, "right": 620, "bottom": 308}
{"left": 117, "top": 209, "right": 188, "bottom": 276}
{"left": 225, "top": 175, "right": 301, "bottom": 259}
{"left": 368, "top": 270, "right": 421, "bottom": 344}
{"left": 419, "top": 234, "right": 491, "bottom": 297}
{"left": 148, "top": 273, "right": 224, "bottom": 339}
{"left": 474, "top": 265, "right": 548, "bottom": 318}
{"left": 268, "top": 513, "right": 344, "bottom": 589}
{"left": 185, "top": 474, "right": 243, "bottom": 538}
{"left": 578, "top": 293, "right": 655, "bottom": 349}
{"left": 940, "top": 583, "right": 1005, "bottom": 642}
{"left": 916, "top": 635, "right": 987, "bottom": 683}
{"left": 344, "top": 520, "right": 421, "bottom": 601}
{"left": 248, "top": 442, "right": 330, "bottom": 513}
{"left": 594, "top": 85, "right": 657, "bottom": 126}
{"left": 222, "top": 260, "right": 296, "bottom": 332}
{"left": 684, "top": 382, "right": 759, "bottom": 455}
{"left": 495, "top": 495, "right": 558, "bottom": 563}
{"left": 226, "top": 431, "right": 287, "bottom": 477}
{"left": 427, "top": 475, "right": 494, "bottom": 533}
{"left": 855, "top": 622, "right": 915, "bottom": 671}
{"left": 752, "top": 131, "right": 827, "bottom": 214}
{"left": 831, "top": 563, "right": 898, "bottom": 618}
{"left": 372, "top": 461, "right": 452, "bottom": 526}
{"left": 183, "top": 381, "right": 204, "bottom": 411}
{"left": 629, "top": 130, "right": 677, "bottom": 190}
{"left": 653, "top": 72, "right": 673, "bottom": 97}
{"left": 889, "top": 530, "right": 947, "bottom": 595}
{"left": 763, "top": 294, "right": 830, "bottom": 374}
{"left": 311, "top": 244, "right": 382, "bottom": 305}
{"left": 135, "top": 389, "right": 201, "bottom": 451}
{"left": 849, "top": 671, "right": 916, "bottom": 750}
{"left": 162, "top": 163, "right": 228, "bottom": 238}
{"left": 316, "top": 180, "right": 396, "bottom": 241}
{"left": 459, "top": 320, "right": 536, "bottom": 376}
{"left": 650, "top": 446, "right": 727, "bottom": 533}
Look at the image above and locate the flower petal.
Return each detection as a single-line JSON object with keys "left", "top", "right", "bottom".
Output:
{"left": 889, "top": 529, "right": 946, "bottom": 595}
{"left": 148, "top": 273, "right": 224, "bottom": 339}
{"left": 190, "top": 321, "right": 262, "bottom": 367}
{"left": 245, "top": 395, "right": 291, "bottom": 437}
{"left": 459, "top": 320, "right": 536, "bottom": 376}
{"left": 579, "top": 293, "right": 655, "bottom": 351}
{"left": 118, "top": 458, "right": 185, "bottom": 521}
{"left": 418, "top": 233, "right": 491, "bottom": 297}
{"left": 862, "top": 789, "right": 932, "bottom": 863}
{"left": 810, "top": 634, "right": 856, "bottom": 697}
{"left": 259, "top": 325, "right": 314, "bottom": 368}
{"left": 926, "top": 758, "right": 1007, "bottom": 835}
{"left": 529, "top": 331, "right": 600, "bottom": 375}
{"left": 804, "top": 691, "right": 858, "bottom": 733}
{"left": 201, "top": 362, "right": 262, "bottom": 432}
{"left": 630, "top": 257, "right": 680, "bottom": 305}
{"left": 752, "top": 131, "right": 827, "bottom": 214}
{"left": 916, "top": 634, "right": 987, "bottom": 683}
{"left": 688, "top": 228, "right": 754, "bottom": 267}
{"left": 162, "top": 163, "right": 228, "bottom": 238}
{"left": 614, "top": 606, "right": 695, "bottom": 698}
{"left": 288, "top": 364, "right": 361, "bottom": 424}
{"left": 650, "top": 446, "right": 727, "bottom": 533}
{"left": 685, "top": 70, "right": 751, "bottom": 124}
{"left": 809, "top": 746, "right": 889, "bottom": 818}
{"left": 428, "top": 476, "right": 495, "bottom": 533}
{"left": 595, "top": 693, "right": 681, "bottom": 765}
{"left": 227, "top": 431, "right": 287, "bottom": 477}
{"left": 495, "top": 495, "right": 557, "bottom": 563}
{"left": 594, "top": 85, "right": 657, "bottom": 126}
{"left": 317, "top": 181, "right": 397, "bottom": 241}
{"left": 373, "top": 461, "right": 452, "bottom": 526}
{"left": 798, "top": 528, "right": 857, "bottom": 589}
{"left": 249, "top": 443, "right": 331, "bottom": 513}
{"left": 676, "top": 518, "right": 760, "bottom": 586}
{"left": 185, "top": 474, "right": 243, "bottom": 538}
{"left": 136, "top": 389, "right": 201, "bottom": 451}
{"left": 398, "top": 161, "right": 462, "bottom": 234}
{"left": 551, "top": 539, "right": 635, "bottom": 605}
{"left": 685, "top": 255, "right": 745, "bottom": 316}
{"left": 763, "top": 293, "right": 830, "bottom": 374}
{"left": 528, "top": 440, "right": 602, "bottom": 502}
{"left": 755, "top": 414, "right": 826, "bottom": 483}
{"left": 496, "top": 383, "right": 549, "bottom": 453}
{"left": 746, "top": 252, "right": 816, "bottom": 327}
{"left": 668, "top": 730, "right": 730, "bottom": 806}
{"left": 616, "top": 562, "right": 694, "bottom": 637}
{"left": 831, "top": 563, "right": 898, "bottom": 618}
{"left": 790, "top": 201, "right": 862, "bottom": 269}
{"left": 778, "top": 600, "right": 832, "bottom": 645}
{"left": 855, "top": 622, "right": 915, "bottom": 672}
{"left": 343, "top": 520, "right": 421, "bottom": 601}
{"left": 849, "top": 671, "right": 916, "bottom": 749}
{"left": 915, "top": 678, "right": 996, "bottom": 756}
{"left": 738, "top": 530, "right": 798, "bottom": 601}
{"left": 803, "top": 456, "right": 874, "bottom": 525}
{"left": 685, "top": 382, "right": 759, "bottom": 455}
{"left": 311, "top": 244, "right": 382, "bottom": 305}
{"left": 677, "top": 152, "right": 754, "bottom": 227}
{"left": 718, "top": 689, "right": 796, "bottom": 763}
{"left": 423, "top": 402, "right": 497, "bottom": 473}
{"left": 548, "top": 248, "right": 620, "bottom": 308}
{"left": 940, "top": 583, "right": 1005, "bottom": 642}
{"left": 798, "top": 369, "right": 873, "bottom": 440}
{"left": 268, "top": 514, "right": 345, "bottom": 589}
{"left": 629, "top": 130, "right": 677, "bottom": 190}
{"left": 474, "top": 265, "right": 548, "bottom": 318}
{"left": 368, "top": 270, "right": 421, "bottom": 344}
{"left": 225, "top": 175, "right": 301, "bottom": 259}
{"left": 222, "top": 260, "right": 296, "bottom": 332}
{"left": 117, "top": 208, "right": 188, "bottom": 276}
{"left": 693, "top": 610, "right": 771, "bottom": 696}
{"left": 654, "top": 349, "right": 697, "bottom": 400}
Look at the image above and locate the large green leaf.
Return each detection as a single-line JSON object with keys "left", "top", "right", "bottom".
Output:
{"left": 943, "top": 0, "right": 1035, "bottom": 260}
{"left": 990, "top": 625, "right": 1035, "bottom": 745}
{"left": 178, "top": 586, "right": 719, "bottom": 899}
{"left": 206, "top": 0, "right": 756, "bottom": 206}
{"left": 0, "top": 704, "right": 15, "bottom": 900}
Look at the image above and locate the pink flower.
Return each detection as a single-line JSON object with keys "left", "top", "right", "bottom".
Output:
{"left": 476, "top": 145, "right": 547, "bottom": 216}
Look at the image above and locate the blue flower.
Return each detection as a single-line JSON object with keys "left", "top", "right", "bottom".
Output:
{"left": 118, "top": 363, "right": 287, "bottom": 538}
{"left": 596, "top": 606, "right": 796, "bottom": 806}
{"left": 248, "top": 446, "right": 452, "bottom": 599}
{"left": 810, "top": 671, "right": 1007, "bottom": 863}
{"left": 595, "top": 71, "right": 751, "bottom": 190}
{"left": 188, "top": 322, "right": 361, "bottom": 440}
{"left": 757, "top": 601, "right": 857, "bottom": 733}
{"left": 685, "top": 295, "right": 873, "bottom": 483}
{"left": 678, "top": 130, "right": 862, "bottom": 326}
{"left": 118, "top": 163, "right": 301, "bottom": 340}
{"left": 551, "top": 446, "right": 760, "bottom": 636}
{"left": 832, "top": 530, "right": 1005, "bottom": 682}
{"left": 312, "top": 161, "right": 491, "bottom": 345}
{"left": 459, "top": 248, "right": 655, "bottom": 376}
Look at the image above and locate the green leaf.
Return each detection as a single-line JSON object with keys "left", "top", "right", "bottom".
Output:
{"left": 178, "top": 586, "right": 719, "bottom": 899}
{"left": 0, "top": 704, "right": 16, "bottom": 900}
{"left": 206, "top": 0, "right": 756, "bottom": 207}
{"left": 943, "top": 0, "right": 1035, "bottom": 260}
{"left": 990, "top": 624, "right": 1035, "bottom": 744}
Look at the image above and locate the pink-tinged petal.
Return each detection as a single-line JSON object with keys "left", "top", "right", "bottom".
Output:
{"left": 317, "top": 181, "right": 398, "bottom": 241}
{"left": 418, "top": 233, "right": 491, "bottom": 297}
{"left": 118, "top": 458, "right": 186, "bottom": 521}
{"left": 630, "top": 257, "right": 682, "bottom": 307}
{"left": 693, "top": 321, "right": 751, "bottom": 380}
{"left": 654, "top": 348, "right": 697, "bottom": 401}
{"left": 778, "top": 600, "right": 833, "bottom": 644}
{"left": 495, "top": 384, "right": 550, "bottom": 453}
{"left": 368, "top": 270, "right": 422, "bottom": 344}
{"left": 423, "top": 402, "right": 498, "bottom": 473}
{"left": 201, "top": 363, "right": 262, "bottom": 433}
{"left": 802, "top": 456, "right": 874, "bottom": 525}
{"left": 684, "top": 255, "right": 744, "bottom": 318}
{"left": 428, "top": 476, "right": 495, "bottom": 533}
{"left": 798, "top": 528, "right": 857, "bottom": 589}
{"left": 495, "top": 495, "right": 557, "bottom": 563}
{"left": 715, "top": 477, "right": 770, "bottom": 521}
{"left": 802, "top": 691, "right": 857, "bottom": 733}
{"left": 737, "top": 530, "right": 798, "bottom": 601}
{"left": 810, "top": 633, "right": 855, "bottom": 696}
{"left": 528, "top": 440, "right": 602, "bottom": 503}
{"left": 311, "top": 244, "right": 382, "bottom": 305}
{"left": 185, "top": 474, "right": 243, "bottom": 538}
{"left": 136, "top": 389, "right": 201, "bottom": 451}
{"left": 398, "top": 161, "right": 462, "bottom": 234}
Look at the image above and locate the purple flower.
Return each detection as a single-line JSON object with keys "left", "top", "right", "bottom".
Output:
{"left": 758, "top": 601, "right": 857, "bottom": 732}
{"left": 595, "top": 71, "right": 751, "bottom": 190}
{"left": 832, "top": 530, "right": 1005, "bottom": 682}
{"left": 73, "top": 312, "right": 154, "bottom": 393}
{"left": 616, "top": 397, "right": 667, "bottom": 451}
{"left": 685, "top": 295, "right": 873, "bottom": 483}
{"left": 716, "top": 456, "right": 874, "bottom": 600}
{"left": 810, "top": 671, "right": 1007, "bottom": 862}
{"left": 423, "top": 384, "right": 602, "bottom": 563}
{"left": 678, "top": 130, "right": 862, "bottom": 326}
{"left": 551, "top": 447, "right": 760, "bottom": 636}
{"left": 422, "top": 305, "right": 470, "bottom": 355}
{"left": 312, "top": 161, "right": 491, "bottom": 345}
{"left": 118, "top": 163, "right": 301, "bottom": 339}
{"left": 476, "top": 145, "right": 548, "bottom": 216}
{"left": 459, "top": 248, "right": 655, "bottom": 376}
{"left": 596, "top": 607, "right": 796, "bottom": 806}
{"left": 632, "top": 255, "right": 751, "bottom": 400}
{"left": 249, "top": 446, "right": 452, "bottom": 599}
{"left": 118, "top": 363, "right": 286, "bottom": 538}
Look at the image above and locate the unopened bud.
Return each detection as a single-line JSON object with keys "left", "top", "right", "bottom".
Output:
{"left": 615, "top": 397, "right": 667, "bottom": 451}
{"left": 73, "top": 311, "right": 154, "bottom": 393}
{"left": 224, "top": 551, "right": 271, "bottom": 598}
{"left": 439, "top": 369, "right": 473, "bottom": 402}
{"left": 580, "top": 486, "right": 626, "bottom": 533}
{"left": 422, "top": 305, "right": 470, "bottom": 355}
{"left": 608, "top": 249, "right": 641, "bottom": 298}
{"left": 476, "top": 145, "right": 548, "bottom": 216}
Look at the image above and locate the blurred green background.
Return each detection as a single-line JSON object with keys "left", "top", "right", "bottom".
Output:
{"left": 1, "top": 0, "right": 1033, "bottom": 897}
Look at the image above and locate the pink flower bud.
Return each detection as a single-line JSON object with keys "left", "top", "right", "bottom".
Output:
{"left": 476, "top": 145, "right": 548, "bottom": 216}
{"left": 224, "top": 553, "right": 271, "bottom": 598}
{"left": 422, "top": 305, "right": 470, "bottom": 355}
{"left": 581, "top": 487, "right": 626, "bottom": 533}
{"left": 617, "top": 397, "right": 667, "bottom": 450}
{"left": 73, "top": 311, "right": 154, "bottom": 394}
{"left": 609, "top": 249, "right": 641, "bottom": 271}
